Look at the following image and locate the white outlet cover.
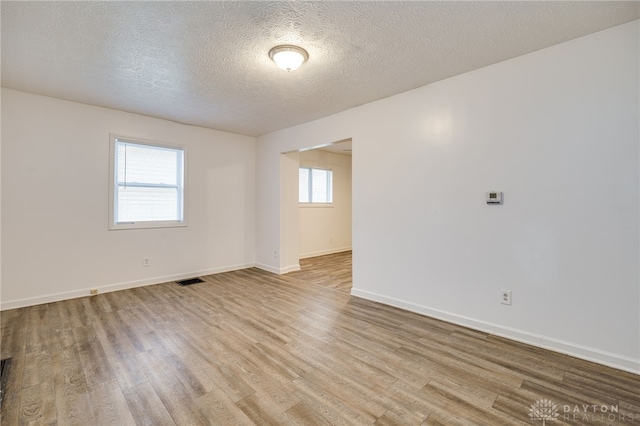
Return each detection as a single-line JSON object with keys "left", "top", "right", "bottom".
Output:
{"left": 500, "top": 289, "right": 512, "bottom": 305}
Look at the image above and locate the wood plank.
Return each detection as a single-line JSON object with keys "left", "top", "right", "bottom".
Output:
{"left": 52, "top": 344, "right": 97, "bottom": 425}
{"left": 19, "top": 382, "right": 56, "bottom": 425}
{"left": 235, "top": 393, "right": 289, "bottom": 425}
{"left": 1, "top": 307, "right": 29, "bottom": 425}
{"left": 282, "top": 401, "right": 333, "bottom": 425}
{"left": 194, "top": 386, "right": 255, "bottom": 426}
{"left": 75, "top": 332, "right": 115, "bottom": 388}
{"left": 88, "top": 379, "right": 137, "bottom": 426}
{"left": 136, "top": 350, "right": 209, "bottom": 425}
{"left": 91, "top": 311, "right": 148, "bottom": 389}
{"left": 121, "top": 382, "right": 176, "bottom": 426}
{"left": 290, "top": 376, "right": 370, "bottom": 426}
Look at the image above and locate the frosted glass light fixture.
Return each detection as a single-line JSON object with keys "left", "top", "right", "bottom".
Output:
{"left": 269, "top": 45, "right": 309, "bottom": 71}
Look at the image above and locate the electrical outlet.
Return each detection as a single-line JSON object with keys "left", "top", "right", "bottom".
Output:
{"left": 90, "top": 289, "right": 98, "bottom": 295}
{"left": 273, "top": 250, "right": 278, "bottom": 258}
{"left": 500, "top": 289, "right": 512, "bottom": 305}
{"left": 143, "top": 257, "right": 150, "bottom": 267}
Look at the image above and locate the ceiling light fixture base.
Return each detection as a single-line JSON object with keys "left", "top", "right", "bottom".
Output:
{"left": 269, "top": 45, "right": 309, "bottom": 72}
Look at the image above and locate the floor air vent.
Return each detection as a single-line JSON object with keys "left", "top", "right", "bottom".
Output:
{"left": 176, "top": 277, "right": 205, "bottom": 286}
{"left": 1, "top": 358, "right": 11, "bottom": 409}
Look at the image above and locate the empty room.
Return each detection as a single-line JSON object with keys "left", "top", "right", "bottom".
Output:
{"left": 1, "top": 2, "right": 639, "bottom": 425}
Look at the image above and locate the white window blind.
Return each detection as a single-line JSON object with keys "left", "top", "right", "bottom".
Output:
{"left": 299, "top": 167, "right": 333, "bottom": 203}
{"left": 110, "top": 136, "right": 185, "bottom": 229}
{"left": 299, "top": 167, "right": 310, "bottom": 203}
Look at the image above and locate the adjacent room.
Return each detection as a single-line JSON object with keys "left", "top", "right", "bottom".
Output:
{"left": 1, "top": 2, "right": 639, "bottom": 424}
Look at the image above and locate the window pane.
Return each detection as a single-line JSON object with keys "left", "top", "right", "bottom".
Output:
{"left": 299, "top": 167, "right": 333, "bottom": 204}
{"left": 312, "top": 169, "right": 328, "bottom": 203}
{"left": 113, "top": 138, "right": 184, "bottom": 226}
{"left": 299, "top": 168, "right": 310, "bottom": 203}
{"left": 118, "top": 186, "right": 179, "bottom": 222}
{"left": 117, "top": 142, "right": 178, "bottom": 185}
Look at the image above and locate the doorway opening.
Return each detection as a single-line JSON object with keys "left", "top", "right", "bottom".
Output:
{"left": 281, "top": 139, "right": 353, "bottom": 291}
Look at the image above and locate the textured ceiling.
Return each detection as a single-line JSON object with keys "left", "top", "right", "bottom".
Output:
{"left": 2, "top": 2, "right": 639, "bottom": 137}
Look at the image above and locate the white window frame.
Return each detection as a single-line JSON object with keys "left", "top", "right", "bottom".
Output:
{"left": 299, "top": 166, "right": 333, "bottom": 205}
{"left": 109, "top": 134, "right": 187, "bottom": 230}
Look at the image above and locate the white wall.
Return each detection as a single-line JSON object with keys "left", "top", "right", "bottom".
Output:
{"left": 1, "top": 89, "right": 256, "bottom": 309}
{"left": 299, "top": 149, "right": 352, "bottom": 258}
{"left": 256, "top": 21, "right": 640, "bottom": 373}
{"left": 0, "top": 90, "right": 3, "bottom": 308}
{"left": 279, "top": 151, "right": 301, "bottom": 273}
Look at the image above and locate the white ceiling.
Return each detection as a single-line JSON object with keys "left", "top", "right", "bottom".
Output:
{"left": 2, "top": 2, "right": 638, "bottom": 137}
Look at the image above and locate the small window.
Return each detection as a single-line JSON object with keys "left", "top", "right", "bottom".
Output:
{"left": 299, "top": 167, "right": 333, "bottom": 203}
{"left": 109, "top": 135, "right": 186, "bottom": 230}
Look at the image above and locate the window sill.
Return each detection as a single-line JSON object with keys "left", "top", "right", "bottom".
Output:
{"left": 299, "top": 203, "right": 334, "bottom": 208}
{"left": 109, "top": 221, "right": 187, "bottom": 230}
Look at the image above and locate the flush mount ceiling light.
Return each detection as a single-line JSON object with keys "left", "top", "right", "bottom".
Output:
{"left": 269, "top": 45, "right": 309, "bottom": 72}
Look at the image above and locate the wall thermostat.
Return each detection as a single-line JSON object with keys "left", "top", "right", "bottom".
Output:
{"left": 486, "top": 191, "right": 503, "bottom": 204}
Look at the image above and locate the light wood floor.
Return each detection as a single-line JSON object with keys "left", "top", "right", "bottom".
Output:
{"left": 1, "top": 251, "right": 639, "bottom": 425}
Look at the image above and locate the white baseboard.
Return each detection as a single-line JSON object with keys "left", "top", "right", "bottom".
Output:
{"left": 351, "top": 288, "right": 640, "bottom": 375}
{"left": 254, "top": 263, "right": 301, "bottom": 274}
{"left": 254, "top": 263, "right": 281, "bottom": 274}
{"left": 281, "top": 264, "right": 302, "bottom": 274}
{"left": 299, "top": 246, "right": 352, "bottom": 259}
{"left": 0, "top": 262, "right": 255, "bottom": 311}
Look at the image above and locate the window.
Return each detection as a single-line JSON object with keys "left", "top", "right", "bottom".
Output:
{"left": 299, "top": 167, "right": 333, "bottom": 203}
{"left": 109, "top": 135, "right": 186, "bottom": 229}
